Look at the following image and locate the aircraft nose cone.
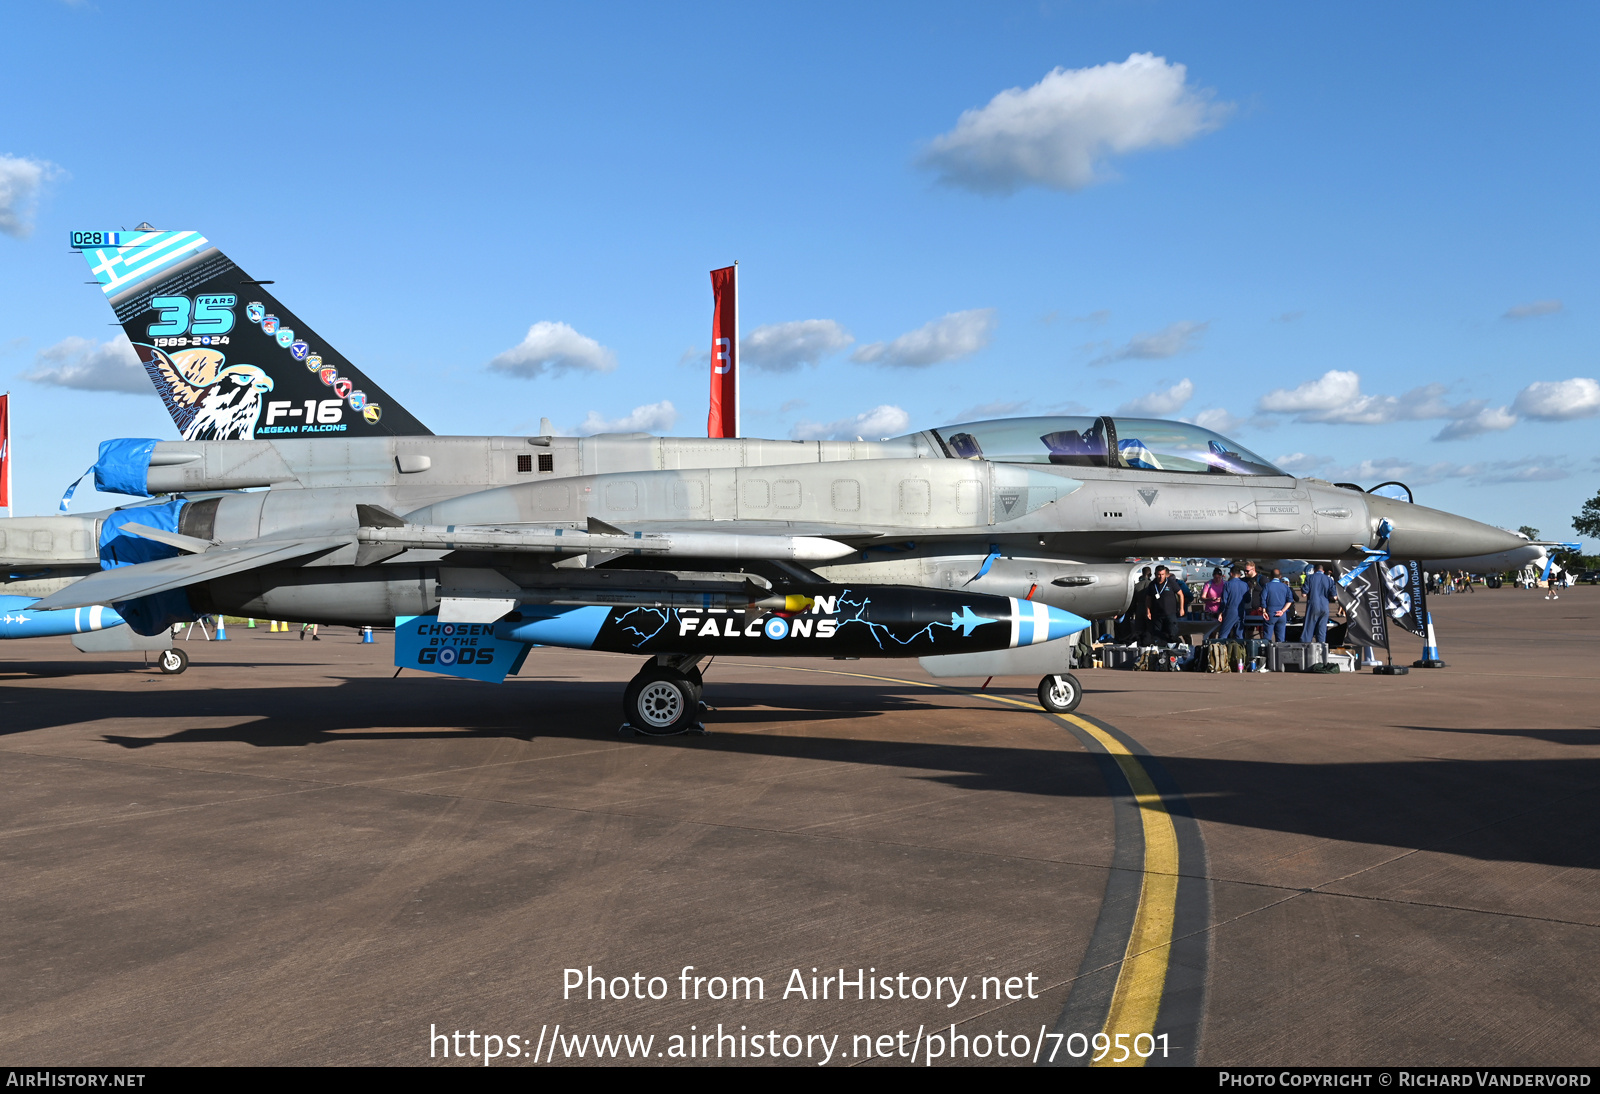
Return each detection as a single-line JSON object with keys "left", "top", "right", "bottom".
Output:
{"left": 1013, "top": 600, "right": 1092, "bottom": 647}
{"left": 1364, "top": 494, "right": 1527, "bottom": 560}
{"left": 1046, "top": 604, "right": 1092, "bottom": 640}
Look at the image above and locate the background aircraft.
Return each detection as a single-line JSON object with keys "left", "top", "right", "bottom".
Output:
{"left": 1, "top": 509, "right": 186, "bottom": 672}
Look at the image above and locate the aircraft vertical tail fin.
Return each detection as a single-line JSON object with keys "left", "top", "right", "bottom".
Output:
{"left": 72, "top": 228, "right": 431, "bottom": 440}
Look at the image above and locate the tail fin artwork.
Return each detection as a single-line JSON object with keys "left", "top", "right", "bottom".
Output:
{"left": 72, "top": 227, "right": 431, "bottom": 439}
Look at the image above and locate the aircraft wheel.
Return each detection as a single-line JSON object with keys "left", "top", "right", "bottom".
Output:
{"left": 638, "top": 658, "right": 703, "bottom": 701}
{"left": 158, "top": 648, "right": 190, "bottom": 675}
{"left": 1038, "top": 673, "right": 1082, "bottom": 714}
{"left": 622, "top": 671, "right": 698, "bottom": 735}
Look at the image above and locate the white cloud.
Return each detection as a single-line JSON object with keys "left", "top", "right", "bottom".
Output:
{"left": 1117, "top": 377, "right": 1194, "bottom": 416}
{"left": 1320, "top": 455, "right": 1570, "bottom": 487}
{"left": 851, "top": 309, "right": 996, "bottom": 368}
{"left": 1257, "top": 370, "right": 1364, "bottom": 419}
{"left": 1256, "top": 371, "right": 1498, "bottom": 430}
{"left": 1271, "top": 452, "right": 1332, "bottom": 474}
{"left": 488, "top": 321, "right": 616, "bottom": 378}
{"left": 743, "top": 319, "right": 854, "bottom": 372}
{"left": 1511, "top": 378, "right": 1600, "bottom": 421}
{"left": 917, "top": 53, "right": 1231, "bottom": 195}
{"left": 790, "top": 404, "right": 911, "bottom": 441}
{"left": 1190, "top": 407, "right": 1244, "bottom": 434}
{"left": 1089, "top": 320, "right": 1207, "bottom": 365}
{"left": 0, "top": 155, "right": 60, "bottom": 239}
{"left": 1432, "top": 405, "right": 1517, "bottom": 441}
{"left": 1503, "top": 299, "right": 1563, "bottom": 320}
{"left": 23, "top": 335, "right": 147, "bottom": 393}
{"left": 575, "top": 400, "right": 677, "bottom": 436}
{"left": 1474, "top": 461, "right": 1569, "bottom": 483}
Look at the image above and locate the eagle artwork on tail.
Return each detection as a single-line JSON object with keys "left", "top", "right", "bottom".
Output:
{"left": 136, "top": 345, "right": 274, "bottom": 440}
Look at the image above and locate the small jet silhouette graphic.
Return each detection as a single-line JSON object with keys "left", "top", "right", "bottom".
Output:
{"left": 949, "top": 605, "right": 994, "bottom": 637}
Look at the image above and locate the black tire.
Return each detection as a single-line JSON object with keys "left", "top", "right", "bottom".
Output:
{"left": 622, "top": 672, "right": 698, "bottom": 735}
{"left": 638, "top": 659, "right": 704, "bottom": 701}
{"left": 1037, "top": 673, "right": 1082, "bottom": 713}
{"left": 158, "top": 647, "right": 189, "bottom": 675}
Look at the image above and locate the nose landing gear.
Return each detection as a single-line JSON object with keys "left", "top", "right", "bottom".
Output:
{"left": 1037, "top": 672, "right": 1082, "bottom": 714}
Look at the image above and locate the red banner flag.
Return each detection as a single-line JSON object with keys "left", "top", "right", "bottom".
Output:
{"left": 708, "top": 264, "right": 738, "bottom": 438}
{"left": 0, "top": 393, "right": 10, "bottom": 510}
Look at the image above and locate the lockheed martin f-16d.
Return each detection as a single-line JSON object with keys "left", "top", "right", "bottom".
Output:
{"left": 25, "top": 228, "right": 1529, "bottom": 730}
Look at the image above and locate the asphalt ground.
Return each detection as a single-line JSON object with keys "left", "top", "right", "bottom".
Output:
{"left": 0, "top": 586, "right": 1595, "bottom": 1067}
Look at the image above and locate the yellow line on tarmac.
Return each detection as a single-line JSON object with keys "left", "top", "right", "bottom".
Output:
{"left": 749, "top": 664, "right": 1179, "bottom": 1066}
{"left": 1062, "top": 713, "right": 1178, "bottom": 1068}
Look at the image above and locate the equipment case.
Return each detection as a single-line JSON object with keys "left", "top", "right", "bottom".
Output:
{"left": 1266, "top": 641, "right": 1328, "bottom": 672}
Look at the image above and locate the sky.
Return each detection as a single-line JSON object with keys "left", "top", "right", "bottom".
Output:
{"left": 1, "top": 1, "right": 1596, "bottom": 546}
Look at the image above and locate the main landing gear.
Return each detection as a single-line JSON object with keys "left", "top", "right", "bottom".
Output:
{"left": 157, "top": 648, "right": 190, "bottom": 675}
{"left": 1037, "top": 672, "right": 1083, "bottom": 714}
{"left": 621, "top": 655, "right": 709, "bottom": 736}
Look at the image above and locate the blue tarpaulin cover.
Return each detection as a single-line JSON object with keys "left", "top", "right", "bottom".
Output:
{"left": 98, "top": 498, "right": 196, "bottom": 635}
{"left": 93, "top": 438, "right": 159, "bottom": 498}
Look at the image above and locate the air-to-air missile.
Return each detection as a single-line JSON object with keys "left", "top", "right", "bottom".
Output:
{"left": 12, "top": 228, "right": 1532, "bottom": 730}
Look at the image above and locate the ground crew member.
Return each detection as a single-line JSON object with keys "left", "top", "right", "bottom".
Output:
{"left": 1218, "top": 565, "right": 1250, "bottom": 642}
{"left": 1144, "top": 564, "right": 1187, "bottom": 645}
{"left": 1303, "top": 562, "right": 1336, "bottom": 642}
{"left": 1243, "top": 561, "right": 1264, "bottom": 637}
{"left": 1261, "top": 570, "right": 1295, "bottom": 642}
{"left": 1124, "top": 565, "right": 1154, "bottom": 644}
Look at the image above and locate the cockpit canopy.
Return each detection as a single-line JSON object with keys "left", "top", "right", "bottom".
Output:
{"left": 907, "top": 415, "right": 1285, "bottom": 476}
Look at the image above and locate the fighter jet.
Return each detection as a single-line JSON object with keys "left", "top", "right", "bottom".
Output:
{"left": 0, "top": 508, "right": 188, "bottom": 672}
{"left": 27, "top": 228, "right": 1528, "bottom": 729}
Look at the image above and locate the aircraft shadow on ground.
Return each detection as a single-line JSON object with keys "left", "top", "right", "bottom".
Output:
{"left": 0, "top": 660, "right": 336, "bottom": 677}
{"left": 1395, "top": 724, "right": 1600, "bottom": 747}
{"left": 2, "top": 675, "right": 1598, "bottom": 872}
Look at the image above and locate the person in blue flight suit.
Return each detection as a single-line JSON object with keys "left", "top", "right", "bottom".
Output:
{"left": 1302, "top": 563, "right": 1337, "bottom": 643}
{"left": 1261, "top": 569, "right": 1296, "bottom": 642}
{"left": 1217, "top": 565, "right": 1250, "bottom": 642}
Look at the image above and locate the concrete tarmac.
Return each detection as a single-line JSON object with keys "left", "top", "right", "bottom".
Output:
{"left": 0, "top": 587, "right": 1595, "bottom": 1066}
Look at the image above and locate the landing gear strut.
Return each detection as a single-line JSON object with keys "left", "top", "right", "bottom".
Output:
{"left": 621, "top": 655, "right": 707, "bottom": 736}
{"left": 1037, "top": 672, "right": 1082, "bottom": 714}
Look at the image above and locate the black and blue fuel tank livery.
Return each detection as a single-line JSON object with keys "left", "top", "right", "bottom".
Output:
{"left": 71, "top": 228, "right": 430, "bottom": 439}
{"left": 396, "top": 589, "right": 1088, "bottom": 684}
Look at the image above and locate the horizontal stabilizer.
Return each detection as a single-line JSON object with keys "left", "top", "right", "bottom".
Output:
{"left": 34, "top": 536, "right": 347, "bottom": 611}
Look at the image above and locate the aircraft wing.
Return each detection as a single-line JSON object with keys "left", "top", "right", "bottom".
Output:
{"left": 32, "top": 536, "right": 348, "bottom": 611}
